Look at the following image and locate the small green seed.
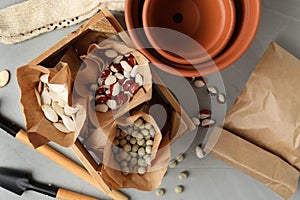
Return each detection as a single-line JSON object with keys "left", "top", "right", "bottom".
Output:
{"left": 174, "top": 185, "right": 184, "bottom": 194}
{"left": 156, "top": 188, "right": 165, "bottom": 196}
{"left": 168, "top": 160, "right": 177, "bottom": 168}
{"left": 178, "top": 171, "right": 188, "bottom": 180}
{"left": 176, "top": 153, "right": 184, "bottom": 162}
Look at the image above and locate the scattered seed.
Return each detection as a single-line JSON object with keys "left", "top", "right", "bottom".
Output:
{"left": 0, "top": 70, "right": 10, "bottom": 88}
{"left": 146, "top": 140, "right": 153, "bottom": 146}
{"left": 52, "top": 101, "right": 65, "bottom": 117}
{"left": 119, "top": 151, "right": 129, "bottom": 160}
{"left": 122, "top": 166, "right": 130, "bottom": 176}
{"left": 137, "top": 139, "right": 145, "bottom": 146}
{"left": 41, "top": 90, "right": 51, "bottom": 105}
{"left": 149, "top": 128, "right": 156, "bottom": 137}
{"left": 130, "top": 157, "right": 138, "bottom": 165}
{"left": 174, "top": 185, "right": 184, "bottom": 194}
{"left": 120, "top": 60, "right": 132, "bottom": 72}
{"left": 40, "top": 73, "right": 49, "bottom": 83}
{"left": 105, "top": 75, "right": 117, "bottom": 86}
{"left": 90, "top": 84, "right": 98, "bottom": 91}
{"left": 112, "top": 145, "right": 119, "bottom": 154}
{"left": 130, "top": 65, "right": 139, "bottom": 77}
{"left": 138, "top": 167, "right": 146, "bottom": 175}
{"left": 176, "top": 154, "right": 185, "bottom": 162}
{"left": 138, "top": 158, "right": 147, "bottom": 167}
{"left": 194, "top": 79, "right": 205, "bottom": 88}
{"left": 61, "top": 115, "right": 76, "bottom": 132}
{"left": 156, "top": 189, "right": 165, "bottom": 197}
{"left": 192, "top": 117, "right": 200, "bottom": 126}
{"left": 53, "top": 122, "right": 71, "bottom": 133}
{"left": 115, "top": 72, "right": 124, "bottom": 80}
{"left": 207, "top": 86, "right": 218, "bottom": 95}
{"left": 130, "top": 138, "right": 137, "bottom": 145}
{"left": 201, "top": 119, "right": 216, "bottom": 128}
{"left": 138, "top": 147, "right": 146, "bottom": 157}
{"left": 48, "top": 83, "right": 66, "bottom": 93}
{"left": 64, "top": 105, "right": 79, "bottom": 117}
{"left": 106, "top": 99, "right": 118, "bottom": 110}
{"left": 119, "top": 139, "right": 127, "bottom": 147}
{"left": 134, "top": 118, "right": 143, "bottom": 127}
{"left": 196, "top": 146, "right": 205, "bottom": 159}
{"left": 217, "top": 93, "right": 226, "bottom": 104}
{"left": 105, "top": 49, "right": 118, "bottom": 58}
{"left": 123, "top": 144, "right": 132, "bottom": 152}
{"left": 120, "top": 160, "right": 128, "bottom": 167}
{"left": 115, "top": 154, "right": 123, "bottom": 162}
{"left": 131, "top": 144, "right": 139, "bottom": 152}
{"left": 113, "top": 55, "right": 123, "bottom": 64}
{"left": 95, "top": 104, "right": 109, "bottom": 112}
{"left": 178, "top": 171, "right": 188, "bottom": 180}
{"left": 111, "top": 82, "right": 121, "bottom": 96}
{"left": 34, "top": 88, "right": 42, "bottom": 106}
{"left": 168, "top": 159, "right": 177, "bottom": 168}
{"left": 198, "top": 109, "right": 211, "bottom": 120}
{"left": 41, "top": 105, "right": 58, "bottom": 123}
{"left": 144, "top": 122, "right": 152, "bottom": 130}
{"left": 123, "top": 71, "right": 130, "bottom": 79}
{"left": 145, "top": 146, "right": 152, "bottom": 154}
{"left": 135, "top": 74, "right": 143, "bottom": 87}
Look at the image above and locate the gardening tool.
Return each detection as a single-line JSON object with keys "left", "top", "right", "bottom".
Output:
{"left": 0, "top": 167, "right": 98, "bottom": 200}
{"left": 0, "top": 114, "right": 128, "bottom": 200}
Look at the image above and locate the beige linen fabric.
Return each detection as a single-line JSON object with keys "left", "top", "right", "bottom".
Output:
{"left": 0, "top": 0, "right": 124, "bottom": 44}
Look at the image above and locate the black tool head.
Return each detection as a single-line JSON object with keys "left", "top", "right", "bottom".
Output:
{"left": 0, "top": 167, "right": 58, "bottom": 198}
{"left": 0, "top": 167, "right": 30, "bottom": 195}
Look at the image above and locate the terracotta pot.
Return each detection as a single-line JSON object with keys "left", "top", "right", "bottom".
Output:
{"left": 125, "top": 0, "right": 261, "bottom": 77}
{"left": 142, "top": 0, "right": 236, "bottom": 65}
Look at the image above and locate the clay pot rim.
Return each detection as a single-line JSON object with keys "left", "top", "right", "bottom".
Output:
{"left": 124, "top": 0, "right": 261, "bottom": 77}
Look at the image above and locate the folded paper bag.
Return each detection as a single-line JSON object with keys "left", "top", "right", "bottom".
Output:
{"left": 16, "top": 63, "right": 86, "bottom": 148}
{"left": 206, "top": 42, "right": 300, "bottom": 199}
{"left": 207, "top": 127, "right": 299, "bottom": 200}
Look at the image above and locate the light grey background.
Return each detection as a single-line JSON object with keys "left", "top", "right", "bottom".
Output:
{"left": 0, "top": 0, "right": 300, "bottom": 199}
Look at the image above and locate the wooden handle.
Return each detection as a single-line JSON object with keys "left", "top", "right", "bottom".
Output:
{"left": 56, "top": 188, "right": 99, "bottom": 200}
{"left": 72, "top": 140, "right": 129, "bottom": 200}
{"left": 15, "top": 130, "right": 128, "bottom": 200}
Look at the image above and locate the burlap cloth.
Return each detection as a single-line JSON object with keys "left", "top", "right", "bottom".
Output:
{"left": 0, "top": 0, "right": 124, "bottom": 44}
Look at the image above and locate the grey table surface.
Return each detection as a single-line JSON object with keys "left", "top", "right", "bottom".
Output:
{"left": 1, "top": 0, "right": 300, "bottom": 199}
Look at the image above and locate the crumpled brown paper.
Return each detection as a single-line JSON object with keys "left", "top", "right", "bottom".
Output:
{"left": 101, "top": 111, "right": 170, "bottom": 191}
{"left": 16, "top": 63, "right": 86, "bottom": 148}
{"left": 207, "top": 42, "right": 300, "bottom": 199}
{"left": 77, "top": 41, "right": 153, "bottom": 129}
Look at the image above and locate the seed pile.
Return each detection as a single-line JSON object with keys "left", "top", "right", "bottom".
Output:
{"left": 35, "top": 73, "right": 83, "bottom": 133}
{"left": 95, "top": 52, "right": 144, "bottom": 112}
{"left": 112, "top": 118, "right": 157, "bottom": 175}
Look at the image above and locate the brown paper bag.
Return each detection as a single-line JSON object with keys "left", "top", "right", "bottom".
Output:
{"left": 100, "top": 111, "right": 170, "bottom": 191}
{"left": 208, "top": 42, "right": 300, "bottom": 199}
{"left": 17, "top": 63, "right": 86, "bottom": 148}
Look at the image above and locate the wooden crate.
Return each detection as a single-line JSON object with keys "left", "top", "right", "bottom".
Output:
{"left": 27, "top": 8, "right": 195, "bottom": 199}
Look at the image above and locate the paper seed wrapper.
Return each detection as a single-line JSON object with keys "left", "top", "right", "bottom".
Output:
{"left": 100, "top": 111, "right": 170, "bottom": 191}
{"left": 77, "top": 40, "right": 152, "bottom": 129}
{"left": 207, "top": 42, "right": 300, "bottom": 199}
{"left": 16, "top": 62, "right": 86, "bottom": 148}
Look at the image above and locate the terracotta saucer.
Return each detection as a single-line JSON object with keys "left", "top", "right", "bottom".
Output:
{"left": 142, "top": 0, "right": 236, "bottom": 65}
